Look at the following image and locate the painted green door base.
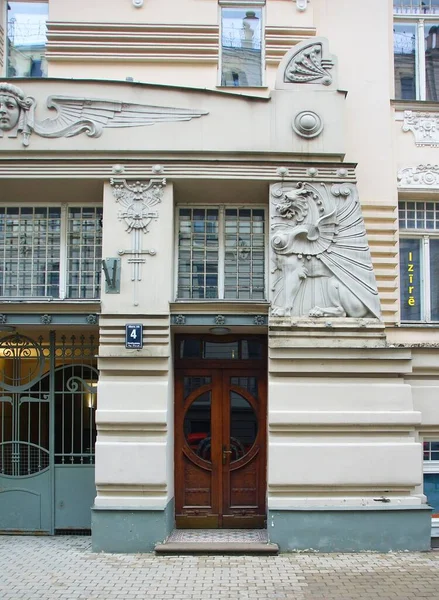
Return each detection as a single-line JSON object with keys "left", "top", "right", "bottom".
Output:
{"left": 91, "top": 499, "right": 174, "bottom": 553}
{"left": 268, "top": 505, "right": 432, "bottom": 552}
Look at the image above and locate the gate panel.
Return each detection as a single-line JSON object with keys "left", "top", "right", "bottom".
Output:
{"left": 0, "top": 333, "right": 98, "bottom": 534}
{"left": 53, "top": 346, "right": 98, "bottom": 530}
{"left": 0, "top": 334, "right": 52, "bottom": 533}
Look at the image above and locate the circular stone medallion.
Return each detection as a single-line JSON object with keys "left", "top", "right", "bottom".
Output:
{"left": 292, "top": 110, "right": 324, "bottom": 139}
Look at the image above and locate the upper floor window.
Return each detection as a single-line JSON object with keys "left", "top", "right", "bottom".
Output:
{"left": 394, "top": 0, "right": 439, "bottom": 100}
{"left": 7, "top": 1, "right": 48, "bottom": 78}
{"left": 0, "top": 206, "right": 102, "bottom": 300}
{"left": 220, "top": 7, "right": 263, "bottom": 87}
{"left": 394, "top": 1, "right": 439, "bottom": 14}
{"left": 176, "top": 206, "right": 266, "bottom": 300}
{"left": 399, "top": 200, "right": 439, "bottom": 321}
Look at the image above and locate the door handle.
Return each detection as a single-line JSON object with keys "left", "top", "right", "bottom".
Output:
{"left": 222, "top": 446, "right": 232, "bottom": 465}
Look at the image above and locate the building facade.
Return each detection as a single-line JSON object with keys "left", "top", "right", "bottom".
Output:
{"left": 0, "top": 0, "right": 438, "bottom": 552}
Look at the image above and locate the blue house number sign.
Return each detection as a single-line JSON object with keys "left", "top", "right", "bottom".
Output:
{"left": 125, "top": 324, "right": 143, "bottom": 349}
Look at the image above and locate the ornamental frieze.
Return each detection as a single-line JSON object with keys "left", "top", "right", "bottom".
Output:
{"left": 397, "top": 164, "right": 439, "bottom": 188}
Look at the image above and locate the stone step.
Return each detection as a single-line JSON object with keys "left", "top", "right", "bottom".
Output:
{"left": 155, "top": 529, "right": 279, "bottom": 555}
{"left": 154, "top": 541, "right": 279, "bottom": 555}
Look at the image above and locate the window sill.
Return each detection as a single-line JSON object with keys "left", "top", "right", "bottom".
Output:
{"left": 392, "top": 99, "right": 439, "bottom": 111}
{"left": 170, "top": 300, "right": 270, "bottom": 312}
{"left": 399, "top": 321, "right": 439, "bottom": 326}
{"left": 0, "top": 298, "right": 100, "bottom": 306}
{"left": 215, "top": 86, "right": 270, "bottom": 98}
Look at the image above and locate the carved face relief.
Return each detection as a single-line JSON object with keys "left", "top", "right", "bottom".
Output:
{"left": 0, "top": 95, "right": 20, "bottom": 131}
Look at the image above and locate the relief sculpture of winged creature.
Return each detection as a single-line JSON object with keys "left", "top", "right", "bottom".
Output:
{"left": 0, "top": 82, "right": 208, "bottom": 146}
{"left": 270, "top": 182, "right": 381, "bottom": 319}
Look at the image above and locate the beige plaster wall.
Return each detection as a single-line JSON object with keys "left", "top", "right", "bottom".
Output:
{"left": 49, "top": 0, "right": 218, "bottom": 25}
{"left": 313, "top": 0, "right": 396, "bottom": 205}
{"left": 0, "top": 78, "right": 345, "bottom": 158}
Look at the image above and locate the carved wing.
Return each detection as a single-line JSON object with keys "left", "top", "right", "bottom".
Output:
{"left": 319, "top": 186, "right": 381, "bottom": 318}
{"left": 33, "top": 96, "right": 208, "bottom": 139}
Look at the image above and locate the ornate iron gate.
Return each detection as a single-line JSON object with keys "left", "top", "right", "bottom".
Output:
{"left": 0, "top": 332, "right": 97, "bottom": 534}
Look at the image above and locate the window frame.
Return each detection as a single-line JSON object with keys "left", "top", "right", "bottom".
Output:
{"left": 422, "top": 438, "right": 439, "bottom": 534}
{"left": 174, "top": 203, "right": 268, "bottom": 302}
{"left": 5, "top": 0, "right": 49, "bottom": 79}
{"left": 399, "top": 200, "right": 439, "bottom": 323}
{"left": 218, "top": 1, "right": 266, "bottom": 88}
{"left": 0, "top": 202, "right": 102, "bottom": 301}
{"left": 394, "top": 12, "right": 439, "bottom": 101}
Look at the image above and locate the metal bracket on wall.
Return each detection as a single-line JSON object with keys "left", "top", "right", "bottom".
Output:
{"left": 102, "top": 258, "right": 121, "bottom": 294}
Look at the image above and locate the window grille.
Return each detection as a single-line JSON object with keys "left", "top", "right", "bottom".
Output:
{"left": 0, "top": 205, "right": 102, "bottom": 300}
{"left": 67, "top": 207, "right": 103, "bottom": 300}
{"left": 177, "top": 206, "right": 266, "bottom": 300}
{"left": 0, "top": 206, "right": 61, "bottom": 298}
{"left": 399, "top": 200, "right": 439, "bottom": 230}
{"left": 424, "top": 441, "right": 439, "bottom": 461}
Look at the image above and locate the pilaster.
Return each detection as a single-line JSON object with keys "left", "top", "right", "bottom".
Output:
{"left": 92, "top": 179, "right": 175, "bottom": 552}
{"left": 267, "top": 318, "right": 430, "bottom": 551}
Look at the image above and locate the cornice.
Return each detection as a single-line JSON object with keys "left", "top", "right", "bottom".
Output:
{"left": 0, "top": 158, "right": 357, "bottom": 181}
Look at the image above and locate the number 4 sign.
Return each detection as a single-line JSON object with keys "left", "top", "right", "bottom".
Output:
{"left": 125, "top": 324, "right": 143, "bottom": 349}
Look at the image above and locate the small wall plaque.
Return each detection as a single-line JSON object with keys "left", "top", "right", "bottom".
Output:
{"left": 125, "top": 324, "right": 143, "bottom": 349}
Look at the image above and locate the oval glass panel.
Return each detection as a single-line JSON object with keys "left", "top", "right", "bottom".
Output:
{"left": 184, "top": 391, "right": 212, "bottom": 462}
{"left": 229, "top": 391, "right": 257, "bottom": 463}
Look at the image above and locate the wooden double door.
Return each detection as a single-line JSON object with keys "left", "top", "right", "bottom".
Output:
{"left": 175, "top": 363, "right": 267, "bottom": 528}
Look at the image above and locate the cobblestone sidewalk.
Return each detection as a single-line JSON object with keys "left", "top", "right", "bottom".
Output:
{"left": 1, "top": 535, "right": 439, "bottom": 600}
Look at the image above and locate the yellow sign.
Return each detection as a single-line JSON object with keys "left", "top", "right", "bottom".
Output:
{"left": 407, "top": 251, "right": 416, "bottom": 307}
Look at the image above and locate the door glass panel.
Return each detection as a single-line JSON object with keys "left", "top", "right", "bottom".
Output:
{"left": 204, "top": 341, "right": 239, "bottom": 359}
{"left": 230, "top": 391, "right": 257, "bottom": 463}
{"left": 183, "top": 376, "right": 211, "bottom": 400}
{"left": 180, "top": 339, "right": 202, "bottom": 359}
{"left": 178, "top": 338, "right": 264, "bottom": 360}
{"left": 230, "top": 376, "right": 258, "bottom": 398}
{"left": 184, "top": 391, "right": 212, "bottom": 462}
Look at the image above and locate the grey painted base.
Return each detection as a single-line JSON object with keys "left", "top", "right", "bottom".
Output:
{"left": 268, "top": 505, "right": 432, "bottom": 552}
{"left": 91, "top": 499, "right": 174, "bottom": 553}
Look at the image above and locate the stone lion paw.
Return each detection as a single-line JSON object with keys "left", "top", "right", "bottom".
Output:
{"left": 309, "top": 306, "right": 324, "bottom": 317}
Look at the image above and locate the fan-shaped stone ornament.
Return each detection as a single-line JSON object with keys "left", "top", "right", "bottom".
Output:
{"left": 270, "top": 182, "right": 381, "bottom": 319}
{"left": 275, "top": 37, "right": 337, "bottom": 90}
{"left": 0, "top": 82, "right": 209, "bottom": 147}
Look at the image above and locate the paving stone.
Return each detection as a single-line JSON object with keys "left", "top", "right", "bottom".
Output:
{"left": 1, "top": 536, "right": 439, "bottom": 599}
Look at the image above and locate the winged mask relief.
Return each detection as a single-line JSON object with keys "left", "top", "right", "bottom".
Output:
{"left": 0, "top": 83, "right": 208, "bottom": 146}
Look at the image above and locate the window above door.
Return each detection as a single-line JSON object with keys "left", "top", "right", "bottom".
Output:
{"left": 176, "top": 206, "right": 266, "bottom": 301}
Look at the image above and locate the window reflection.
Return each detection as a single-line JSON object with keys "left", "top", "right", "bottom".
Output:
{"left": 425, "top": 23, "right": 439, "bottom": 100}
{"left": 229, "top": 392, "right": 257, "bottom": 462}
{"left": 7, "top": 1, "right": 48, "bottom": 78}
{"left": 179, "top": 339, "right": 264, "bottom": 360}
{"left": 394, "top": 23, "right": 417, "bottom": 100}
{"left": 184, "top": 392, "right": 212, "bottom": 462}
{"left": 221, "top": 8, "right": 263, "bottom": 87}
